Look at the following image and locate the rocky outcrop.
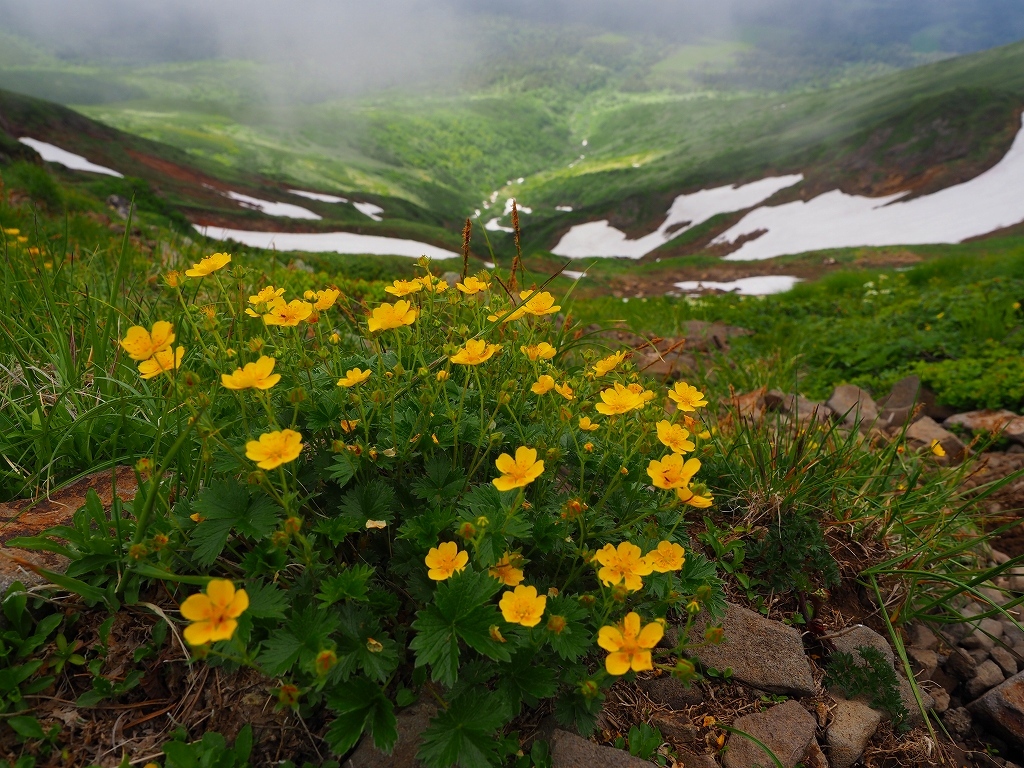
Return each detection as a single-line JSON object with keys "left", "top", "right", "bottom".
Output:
{"left": 722, "top": 700, "right": 816, "bottom": 768}
{"left": 550, "top": 730, "right": 656, "bottom": 768}
{"left": 826, "top": 698, "right": 882, "bottom": 768}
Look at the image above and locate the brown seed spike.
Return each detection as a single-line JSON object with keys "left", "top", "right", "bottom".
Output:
{"left": 510, "top": 199, "right": 522, "bottom": 293}
{"left": 460, "top": 218, "right": 472, "bottom": 281}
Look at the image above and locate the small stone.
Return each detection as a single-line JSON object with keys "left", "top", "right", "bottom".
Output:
{"left": 802, "top": 740, "right": 830, "bottom": 768}
{"left": 965, "top": 660, "right": 1005, "bottom": 700}
{"left": 942, "top": 707, "right": 973, "bottom": 739}
{"left": 639, "top": 677, "right": 704, "bottom": 710}
{"left": 1003, "top": 621, "right": 1024, "bottom": 646}
{"left": 907, "top": 623, "right": 938, "bottom": 651}
{"left": 907, "top": 648, "right": 938, "bottom": 678}
{"left": 992, "top": 549, "right": 1012, "bottom": 565}
{"left": 689, "top": 602, "right": 816, "bottom": 696}
{"left": 345, "top": 698, "right": 435, "bottom": 768}
{"left": 905, "top": 416, "right": 967, "bottom": 464}
{"left": 831, "top": 625, "right": 895, "bottom": 669}
{"left": 946, "top": 647, "right": 978, "bottom": 681}
{"left": 826, "top": 698, "right": 882, "bottom": 768}
{"left": 651, "top": 714, "right": 698, "bottom": 745}
{"left": 827, "top": 384, "right": 878, "bottom": 431}
{"left": 991, "top": 645, "right": 1019, "bottom": 676}
{"left": 724, "top": 700, "right": 816, "bottom": 768}
{"left": 968, "top": 671, "right": 1024, "bottom": 749}
{"left": 550, "top": 730, "right": 654, "bottom": 768}
{"left": 896, "top": 675, "right": 934, "bottom": 726}
{"left": 944, "top": 410, "right": 1021, "bottom": 436}
{"left": 968, "top": 648, "right": 991, "bottom": 664}
{"left": 931, "top": 687, "right": 951, "bottom": 713}
{"left": 877, "top": 375, "right": 924, "bottom": 427}
{"left": 676, "top": 750, "right": 718, "bottom": 768}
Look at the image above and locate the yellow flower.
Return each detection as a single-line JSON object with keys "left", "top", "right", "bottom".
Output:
{"left": 579, "top": 416, "right": 600, "bottom": 431}
{"left": 185, "top": 252, "right": 231, "bottom": 277}
{"left": 531, "top": 375, "right": 555, "bottom": 395}
{"left": 457, "top": 276, "right": 489, "bottom": 294}
{"left": 595, "top": 383, "right": 646, "bottom": 415}
{"left": 593, "top": 351, "right": 626, "bottom": 376}
{"left": 656, "top": 421, "right": 695, "bottom": 454}
{"left": 598, "top": 612, "right": 663, "bottom": 676}
{"left": 339, "top": 419, "right": 360, "bottom": 433}
{"left": 434, "top": 280, "right": 449, "bottom": 293}
{"left": 385, "top": 279, "right": 423, "bottom": 297}
{"left": 120, "top": 321, "right": 175, "bottom": 361}
{"left": 2, "top": 228, "right": 19, "bottom": 235}
{"left": 450, "top": 339, "right": 501, "bottom": 366}
{"left": 489, "top": 553, "right": 525, "bottom": 586}
{"left": 499, "top": 585, "right": 547, "bottom": 627}
{"left": 647, "top": 454, "right": 701, "bottom": 490}
{"left": 553, "top": 382, "right": 575, "bottom": 400}
{"left": 436, "top": 370, "right": 449, "bottom": 382}
{"left": 669, "top": 382, "right": 707, "bottom": 411}
{"left": 249, "top": 285, "right": 286, "bottom": 305}
{"left": 164, "top": 270, "right": 182, "bottom": 287}
{"left": 337, "top": 368, "right": 372, "bottom": 387}
{"left": 594, "top": 542, "right": 653, "bottom": 591}
{"left": 425, "top": 541, "right": 468, "bottom": 581}
{"left": 930, "top": 439, "right": 946, "bottom": 457}
{"left": 245, "top": 429, "right": 304, "bottom": 469}
{"left": 309, "top": 288, "right": 341, "bottom": 310}
{"left": 628, "top": 382, "right": 656, "bottom": 403}
{"left": 644, "top": 541, "right": 686, "bottom": 572}
{"left": 583, "top": 442, "right": 594, "bottom": 452}
{"left": 676, "top": 484, "right": 714, "bottom": 508}
{"left": 521, "top": 342, "right": 557, "bottom": 361}
{"left": 179, "top": 579, "right": 248, "bottom": 646}
{"left": 368, "top": 300, "right": 418, "bottom": 332}
{"left": 498, "top": 290, "right": 561, "bottom": 322}
{"left": 264, "top": 300, "right": 314, "bottom": 327}
{"left": 493, "top": 446, "right": 545, "bottom": 491}
{"left": 221, "top": 356, "right": 281, "bottom": 390}
{"left": 138, "top": 346, "right": 184, "bottom": 379}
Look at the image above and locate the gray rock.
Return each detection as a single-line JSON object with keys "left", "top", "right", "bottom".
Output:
{"left": 942, "top": 707, "right": 973, "bottom": 739}
{"left": 651, "top": 713, "right": 698, "bottom": 745}
{"left": 896, "top": 675, "right": 935, "bottom": 726}
{"left": 831, "top": 625, "right": 895, "bottom": 669}
{"left": 345, "top": 698, "right": 434, "bottom": 768}
{"left": 826, "top": 698, "right": 882, "bottom": 768}
{"left": 827, "top": 385, "right": 879, "bottom": 431}
{"left": 966, "top": 660, "right": 1005, "bottom": 700}
{"left": 764, "top": 391, "right": 833, "bottom": 423}
{"left": 877, "top": 375, "right": 925, "bottom": 427}
{"left": 905, "top": 416, "right": 967, "bottom": 463}
{"left": 931, "top": 687, "right": 951, "bottom": 713}
{"left": 907, "top": 623, "right": 939, "bottom": 651}
{"left": 550, "top": 730, "right": 655, "bottom": 768}
{"left": 947, "top": 647, "right": 978, "bottom": 681}
{"left": 723, "top": 700, "right": 816, "bottom": 768}
{"left": 968, "top": 671, "right": 1024, "bottom": 749}
{"left": 802, "top": 741, "right": 830, "bottom": 768}
{"left": 689, "top": 602, "right": 816, "bottom": 696}
{"left": 639, "top": 677, "right": 704, "bottom": 710}
{"left": 944, "top": 410, "right": 1022, "bottom": 437}
{"left": 676, "top": 750, "right": 718, "bottom": 768}
{"left": 1004, "top": 621, "right": 1024, "bottom": 646}
{"left": 991, "top": 646, "right": 1019, "bottom": 677}
{"left": 968, "top": 648, "right": 992, "bottom": 664}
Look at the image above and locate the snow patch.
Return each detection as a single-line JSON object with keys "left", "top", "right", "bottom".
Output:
{"left": 19, "top": 137, "right": 123, "bottom": 177}
{"left": 288, "top": 189, "right": 348, "bottom": 204}
{"left": 674, "top": 276, "right": 800, "bottom": 295}
{"left": 227, "top": 191, "right": 321, "bottom": 220}
{"left": 485, "top": 218, "right": 514, "bottom": 233}
{"left": 551, "top": 175, "right": 803, "bottom": 259}
{"left": 353, "top": 202, "right": 384, "bottom": 221}
{"left": 555, "top": 205, "right": 574, "bottom": 212}
{"left": 195, "top": 225, "right": 458, "bottom": 260}
{"left": 718, "top": 114, "right": 1024, "bottom": 260}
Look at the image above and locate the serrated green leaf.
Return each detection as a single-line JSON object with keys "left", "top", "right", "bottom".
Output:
{"left": 409, "top": 606, "right": 460, "bottom": 686}
{"left": 341, "top": 480, "right": 396, "bottom": 525}
{"left": 417, "top": 691, "right": 507, "bottom": 768}
{"left": 317, "top": 565, "right": 374, "bottom": 605}
{"left": 245, "top": 580, "right": 288, "bottom": 619}
{"left": 328, "top": 452, "right": 357, "bottom": 488}
{"left": 258, "top": 632, "right": 304, "bottom": 676}
{"left": 498, "top": 650, "right": 557, "bottom": 710}
{"left": 190, "top": 481, "right": 281, "bottom": 567}
{"left": 325, "top": 677, "right": 398, "bottom": 755}
{"left": 412, "top": 457, "right": 466, "bottom": 506}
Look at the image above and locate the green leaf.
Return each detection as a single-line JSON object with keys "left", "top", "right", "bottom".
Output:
{"left": 341, "top": 480, "right": 396, "bottom": 526}
{"left": 409, "top": 571, "right": 509, "bottom": 685}
{"left": 258, "top": 632, "right": 305, "bottom": 676}
{"left": 412, "top": 457, "right": 466, "bottom": 506}
{"left": 417, "top": 691, "right": 508, "bottom": 768}
{"left": 234, "top": 723, "right": 254, "bottom": 759}
{"left": 498, "top": 650, "right": 557, "bottom": 710}
{"left": 317, "top": 565, "right": 375, "bottom": 605}
{"left": 190, "top": 480, "right": 280, "bottom": 567}
{"left": 245, "top": 580, "right": 288, "bottom": 619}
{"left": 8, "top": 715, "right": 45, "bottom": 739}
{"left": 325, "top": 677, "right": 398, "bottom": 755}
{"left": 163, "top": 740, "right": 200, "bottom": 768}
{"left": 328, "top": 452, "right": 358, "bottom": 488}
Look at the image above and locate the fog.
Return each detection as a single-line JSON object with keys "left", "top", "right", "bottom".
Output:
{"left": 1, "top": 0, "right": 1023, "bottom": 96}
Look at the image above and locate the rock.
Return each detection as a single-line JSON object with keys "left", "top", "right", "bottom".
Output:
{"left": 947, "top": 647, "right": 979, "bottom": 682}
{"left": 723, "top": 701, "right": 816, "bottom": 768}
{"left": 345, "top": 698, "right": 435, "bottom": 768}
{"left": 826, "top": 698, "right": 882, "bottom": 768}
{"left": 639, "top": 677, "right": 704, "bottom": 710}
{"left": 763, "top": 390, "right": 832, "bottom": 423}
{"left": 441, "top": 271, "right": 462, "bottom": 285}
{"left": 992, "top": 646, "right": 1019, "bottom": 677}
{"left": 877, "top": 375, "right": 925, "bottom": 427}
{"left": 907, "top": 648, "right": 939, "bottom": 678}
{"left": 689, "top": 602, "right": 816, "bottom": 696}
{"left": 931, "top": 687, "right": 951, "bottom": 713}
{"left": 550, "top": 730, "right": 655, "bottom": 768}
{"left": 827, "top": 385, "right": 879, "bottom": 431}
{"left": 1003, "top": 622, "right": 1024, "bottom": 646}
{"left": 676, "top": 750, "right": 718, "bottom": 768}
{"left": 945, "top": 410, "right": 1023, "bottom": 437}
{"left": 896, "top": 675, "right": 935, "bottom": 725}
{"left": 0, "top": 467, "right": 138, "bottom": 598}
{"left": 942, "top": 707, "right": 973, "bottom": 739}
{"left": 968, "top": 648, "right": 991, "bottom": 664}
{"left": 963, "top": 618, "right": 1003, "bottom": 651}
{"left": 905, "top": 417, "right": 967, "bottom": 464}
{"left": 966, "top": 660, "right": 1005, "bottom": 700}
{"left": 907, "top": 623, "right": 939, "bottom": 651}
{"left": 969, "top": 671, "right": 1024, "bottom": 748}
{"left": 802, "top": 741, "right": 830, "bottom": 768}
{"left": 651, "top": 713, "right": 698, "bottom": 745}
{"left": 831, "top": 625, "right": 895, "bottom": 669}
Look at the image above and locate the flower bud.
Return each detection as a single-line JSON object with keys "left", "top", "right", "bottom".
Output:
{"left": 289, "top": 387, "right": 307, "bottom": 404}
{"left": 277, "top": 684, "right": 300, "bottom": 708}
{"left": 686, "top": 600, "right": 701, "bottom": 616}
{"left": 583, "top": 442, "right": 594, "bottom": 453}
{"left": 458, "top": 522, "right": 476, "bottom": 540}
{"left": 249, "top": 337, "right": 265, "bottom": 353}
{"left": 579, "top": 679, "right": 600, "bottom": 699}
{"left": 284, "top": 517, "right": 302, "bottom": 536}
{"left": 332, "top": 439, "right": 346, "bottom": 452}
{"left": 315, "top": 649, "right": 337, "bottom": 675}
{"left": 151, "top": 533, "right": 169, "bottom": 551}
{"left": 247, "top": 470, "right": 265, "bottom": 485}
{"left": 671, "top": 659, "right": 697, "bottom": 682}
{"left": 272, "top": 531, "right": 290, "bottom": 549}
{"left": 546, "top": 615, "right": 567, "bottom": 634}
{"left": 366, "top": 637, "right": 384, "bottom": 653}
{"left": 695, "top": 585, "right": 712, "bottom": 603}
{"left": 579, "top": 594, "right": 596, "bottom": 607}
{"left": 135, "top": 457, "right": 153, "bottom": 480}
{"left": 611, "top": 584, "right": 630, "bottom": 603}
{"left": 128, "top": 544, "right": 148, "bottom": 560}
{"left": 436, "top": 370, "right": 449, "bottom": 381}
{"left": 489, "top": 625, "right": 506, "bottom": 643}
{"left": 705, "top": 626, "right": 725, "bottom": 645}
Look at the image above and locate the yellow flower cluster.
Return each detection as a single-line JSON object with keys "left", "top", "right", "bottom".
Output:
{"left": 593, "top": 539, "right": 685, "bottom": 592}
{"left": 120, "top": 321, "right": 184, "bottom": 380}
